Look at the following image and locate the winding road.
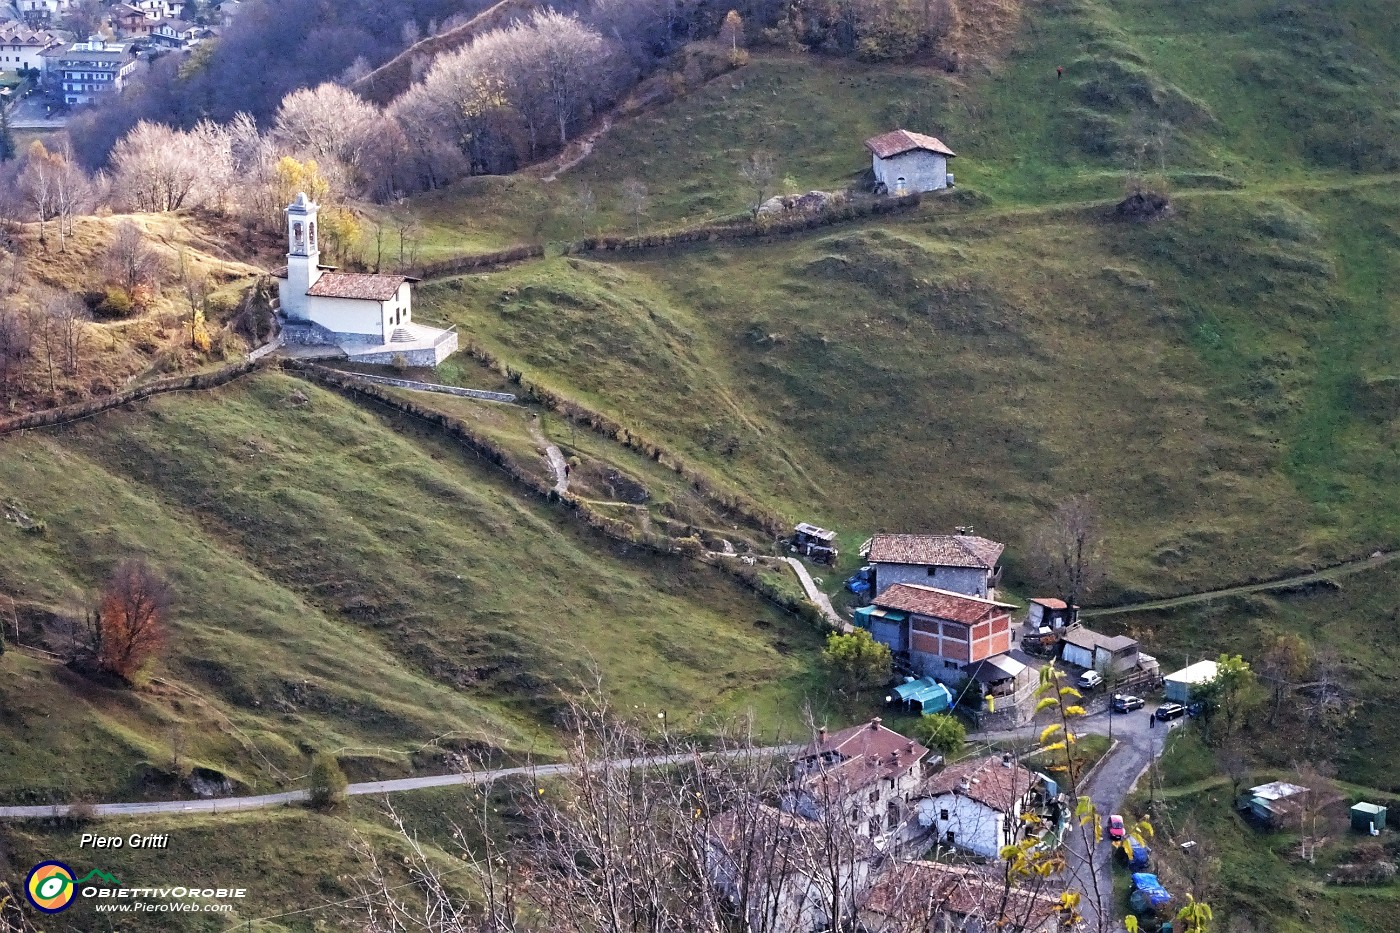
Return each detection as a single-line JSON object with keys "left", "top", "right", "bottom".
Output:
{"left": 0, "top": 748, "right": 798, "bottom": 821}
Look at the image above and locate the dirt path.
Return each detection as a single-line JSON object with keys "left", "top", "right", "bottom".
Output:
{"left": 782, "top": 557, "right": 847, "bottom": 630}
{"left": 539, "top": 116, "right": 614, "bottom": 182}
{"left": 1084, "top": 549, "right": 1398, "bottom": 619}
{"left": 528, "top": 417, "right": 569, "bottom": 493}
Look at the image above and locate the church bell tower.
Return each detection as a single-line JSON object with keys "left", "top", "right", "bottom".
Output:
{"left": 281, "top": 192, "right": 321, "bottom": 321}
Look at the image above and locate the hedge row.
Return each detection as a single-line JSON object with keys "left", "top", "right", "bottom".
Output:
{"left": 412, "top": 243, "right": 547, "bottom": 280}
{"left": 573, "top": 192, "right": 922, "bottom": 253}
{"left": 457, "top": 338, "right": 788, "bottom": 539}
{"left": 286, "top": 362, "right": 828, "bottom": 630}
{"left": 0, "top": 359, "right": 263, "bottom": 437}
{"left": 411, "top": 194, "right": 923, "bottom": 278}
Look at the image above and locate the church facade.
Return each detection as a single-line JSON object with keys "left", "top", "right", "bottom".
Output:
{"left": 275, "top": 193, "right": 458, "bottom": 367}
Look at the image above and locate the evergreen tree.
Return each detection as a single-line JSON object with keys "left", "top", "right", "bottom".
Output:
{"left": 0, "top": 105, "right": 16, "bottom": 163}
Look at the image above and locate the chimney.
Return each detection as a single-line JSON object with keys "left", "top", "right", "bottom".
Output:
{"left": 906, "top": 742, "right": 915, "bottom": 753}
{"left": 818, "top": 727, "right": 827, "bottom": 743}
{"left": 871, "top": 717, "right": 882, "bottom": 730}
{"left": 1002, "top": 752, "right": 1013, "bottom": 769}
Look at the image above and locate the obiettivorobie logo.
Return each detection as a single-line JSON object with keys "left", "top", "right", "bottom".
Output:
{"left": 25, "top": 862, "right": 121, "bottom": 914}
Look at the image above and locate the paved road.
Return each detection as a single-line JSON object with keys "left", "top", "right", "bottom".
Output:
{"left": 971, "top": 697, "right": 1181, "bottom": 933}
{"left": 782, "top": 557, "right": 847, "bottom": 630}
{"left": 0, "top": 747, "right": 799, "bottom": 821}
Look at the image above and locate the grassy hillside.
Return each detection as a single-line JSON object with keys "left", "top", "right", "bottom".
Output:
{"left": 420, "top": 177, "right": 1400, "bottom": 598}
{"left": 0, "top": 371, "right": 826, "bottom": 804}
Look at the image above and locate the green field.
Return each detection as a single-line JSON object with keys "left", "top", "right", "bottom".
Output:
{"left": 5, "top": 0, "right": 1400, "bottom": 926}
{"left": 0, "top": 372, "right": 828, "bottom": 805}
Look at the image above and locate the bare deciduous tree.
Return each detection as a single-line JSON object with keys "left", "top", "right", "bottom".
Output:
{"left": 110, "top": 120, "right": 232, "bottom": 212}
{"left": 1030, "top": 497, "right": 1106, "bottom": 616}
{"left": 621, "top": 177, "right": 648, "bottom": 235}
{"left": 740, "top": 149, "right": 777, "bottom": 214}
{"left": 106, "top": 220, "right": 162, "bottom": 292}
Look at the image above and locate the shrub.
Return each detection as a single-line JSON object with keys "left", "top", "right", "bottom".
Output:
{"left": 823, "top": 628, "right": 892, "bottom": 693}
{"left": 307, "top": 753, "right": 348, "bottom": 809}
{"left": 95, "top": 286, "right": 134, "bottom": 320}
{"left": 913, "top": 713, "right": 966, "bottom": 756}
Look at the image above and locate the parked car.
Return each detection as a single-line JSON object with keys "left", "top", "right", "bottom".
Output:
{"left": 1108, "top": 814, "right": 1126, "bottom": 840}
{"left": 1078, "top": 670, "right": 1104, "bottom": 690}
{"left": 1187, "top": 702, "right": 1206, "bottom": 718}
{"left": 1113, "top": 694, "right": 1145, "bottom": 713}
{"left": 1155, "top": 702, "right": 1187, "bottom": 721}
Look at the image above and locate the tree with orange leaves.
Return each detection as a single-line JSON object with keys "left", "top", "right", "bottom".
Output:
{"left": 92, "top": 560, "right": 171, "bottom": 682}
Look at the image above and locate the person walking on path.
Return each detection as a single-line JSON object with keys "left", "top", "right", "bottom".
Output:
{"left": 1149, "top": 711, "right": 1156, "bottom": 728}
{"left": 1057, "top": 65, "right": 1063, "bottom": 80}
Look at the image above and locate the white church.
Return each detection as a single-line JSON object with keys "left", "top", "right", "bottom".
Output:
{"left": 275, "top": 193, "right": 458, "bottom": 367}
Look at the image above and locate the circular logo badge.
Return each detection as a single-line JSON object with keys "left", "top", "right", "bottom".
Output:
{"left": 25, "top": 861, "right": 77, "bottom": 914}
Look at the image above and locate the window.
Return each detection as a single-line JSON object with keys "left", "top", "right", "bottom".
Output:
{"left": 886, "top": 802, "right": 900, "bottom": 830}
{"left": 868, "top": 789, "right": 879, "bottom": 804}
{"left": 868, "top": 816, "right": 881, "bottom": 837}
{"left": 945, "top": 830, "right": 955, "bottom": 843}
{"left": 927, "top": 567, "right": 936, "bottom": 576}
{"left": 940, "top": 808, "right": 949, "bottom": 821}
{"left": 944, "top": 660, "right": 958, "bottom": 670}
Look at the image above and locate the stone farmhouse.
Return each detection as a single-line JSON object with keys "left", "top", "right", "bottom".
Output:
{"left": 914, "top": 755, "right": 1044, "bottom": 859}
{"left": 785, "top": 718, "right": 935, "bottom": 849}
{"left": 0, "top": 27, "right": 61, "bottom": 71}
{"left": 861, "top": 860, "right": 1060, "bottom": 933}
{"left": 275, "top": 193, "right": 458, "bottom": 366}
{"left": 864, "top": 583, "right": 1015, "bottom": 679}
{"left": 864, "top": 129, "right": 956, "bottom": 194}
{"left": 865, "top": 532, "right": 1004, "bottom": 599}
{"left": 706, "top": 802, "right": 877, "bottom": 933}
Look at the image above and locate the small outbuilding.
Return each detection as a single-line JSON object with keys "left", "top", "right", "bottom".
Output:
{"left": 1026, "top": 597, "right": 1078, "bottom": 631}
{"left": 1164, "top": 660, "right": 1220, "bottom": 703}
{"left": 1238, "top": 781, "right": 1310, "bottom": 828}
{"left": 792, "top": 522, "right": 838, "bottom": 563}
{"left": 1352, "top": 802, "right": 1387, "bottom": 833}
{"left": 864, "top": 129, "right": 956, "bottom": 195}
{"left": 1060, "top": 626, "right": 1139, "bottom": 675}
{"left": 890, "top": 677, "right": 953, "bottom": 713}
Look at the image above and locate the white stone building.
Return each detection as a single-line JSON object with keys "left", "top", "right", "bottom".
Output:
{"left": 0, "top": 27, "right": 61, "bottom": 71}
{"left": 49, "top": 37, "right": 137, "bottom": 106}
{"left": 914, "top": 755, "right": 1043, "bottom": 859}
{"left": 864, "top": 129, "right": 956, "bottom": 194}
{"left": 865, "top": 532, "right": 1004, "bottom": 599}
{"left": 20, "top": 0, "right": 72, "bottom": 23}
{"left": 275, "top": 194, "right": 458, "bottom": 367}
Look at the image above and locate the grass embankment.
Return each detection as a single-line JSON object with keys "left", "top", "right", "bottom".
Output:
{"left": 0, "top": 371, "right": 829, "bottom": 806}
{"left": 0, "top": 784, "right": 519, "bottom": 932}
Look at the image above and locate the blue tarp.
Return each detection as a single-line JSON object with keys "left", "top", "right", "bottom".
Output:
{"left": 1123, "top": 838, "right": 1151, "bottom": 869}
{"left": 847, "top": 579, "right": 871, "bottom": 594}
{"left": 892, "top": 677, "right": 952, "bottom": 713}
{"left": 1131, "top": 873, "right": 1172, "bottom": 910}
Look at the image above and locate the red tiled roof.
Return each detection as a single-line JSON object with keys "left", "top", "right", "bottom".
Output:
{"left": 867, "top": 534, "right": 1004, "bottom": 569}
{"left": 873, "top": 584, "right": 1014, "bottom": 625}
{"left": 796, "top": 719, "right": 930, "bottom": 793}
{"left": 920, "top": 755, "right": 1040, "bottom": 812}
{"left": 305, "top": 272, "right": 408, "bottom": 301}
{"left": 864, "top": 129, "right": 956, "bottom": 160}
{"left": 863, "top": 860, "right": 1058, "bottom": 931}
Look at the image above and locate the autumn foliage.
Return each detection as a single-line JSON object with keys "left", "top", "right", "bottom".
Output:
{"left": 93, "top": 560, "right": 171, "bottom": 681}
